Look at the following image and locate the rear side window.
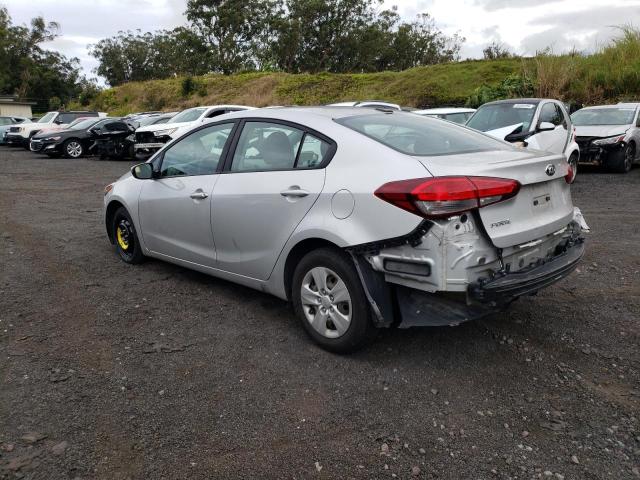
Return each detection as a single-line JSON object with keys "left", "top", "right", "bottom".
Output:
{"left": 230, "top": 122, "right": 303, "bottom": 171}
{"left": 336, "top": 113, "right": 510, "bottom": 156}
{"left": 57, "top": 113, "right": 96, "bottom": 123}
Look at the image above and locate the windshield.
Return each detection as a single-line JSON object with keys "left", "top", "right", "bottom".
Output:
{"left": 466, "top": 103, "right": 537, "bottom": 133}
{"left": 336, "top": 113, "right": 511, "bottom": 156}
{"left": 170, "top": 108, "right": 206, "bottom": 124}
{"left": 571, "top": 107, "right": 636, "bottom": 126}
{"left": 38, "top": 112, "right": 57, "bottom": 124}
{"left": 0, "top": 118, "right": 12, "bottom": 126}
{"left": 71, "top": 119, "right": 100, "bottom": 130}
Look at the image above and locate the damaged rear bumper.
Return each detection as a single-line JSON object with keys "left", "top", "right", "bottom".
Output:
{"left": 468, "top": 238, "right": 584, "bottom": 303}
{"left": 351, "top": 210, "right": 587, "bottom": 329}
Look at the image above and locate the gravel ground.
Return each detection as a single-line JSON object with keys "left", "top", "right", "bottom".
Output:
{"left": 0, "top": 146, "right": 639, "bottom": 480}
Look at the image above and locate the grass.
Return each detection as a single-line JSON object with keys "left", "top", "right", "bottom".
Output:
{"left": 78, "top": 27, "right": 640, "bottom": 115}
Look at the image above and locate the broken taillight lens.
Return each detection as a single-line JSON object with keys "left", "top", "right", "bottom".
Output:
{"left": 374, "top": 176, "right": 521, "bottom": 218}
{"left": 565, "top": 164, "right": 574, "bottom": 183}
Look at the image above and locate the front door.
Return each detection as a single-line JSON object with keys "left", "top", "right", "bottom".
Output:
{"left": 211, "top": 121, "right": 333, "bottom": 280}
{"left": 138, "top": 122, "right": 235, "bottom": 267}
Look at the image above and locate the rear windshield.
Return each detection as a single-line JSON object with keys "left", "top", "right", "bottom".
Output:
{"left": 466, "top": 103, "right": 537, "bottom": 133}
{"left": 571, "top": 107, "right": 636, "bottom": 126}
{"left": 335, "top": 113, "right": 510, "bottom": 156}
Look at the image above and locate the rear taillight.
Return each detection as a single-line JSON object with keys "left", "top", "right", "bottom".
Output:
{"left": 374, "top": 176, "right": 521, "bottom": 218}
{"left": 565, "top": 164, "right": 574, "bottom": 184}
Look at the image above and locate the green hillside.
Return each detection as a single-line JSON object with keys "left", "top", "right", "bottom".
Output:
{"left": 83, "top": 28, "right": 640, "bottom": 115}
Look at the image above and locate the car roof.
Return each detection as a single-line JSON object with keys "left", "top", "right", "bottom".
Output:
{"left": 577, "top": 104, "right": 639, "bottom": 110}
{"left": 215, "top": 106, "right": 409, "bottom": 123}
{"left": 481, "top": 98, "right": 550, "bottom": 106}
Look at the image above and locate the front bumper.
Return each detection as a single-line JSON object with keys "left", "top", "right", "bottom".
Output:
{"left": 5, "top": 133, "right": 27, "bottom": 146}
{"left": 30, "top": 139, "right": 62, "bottom": 154}
{"left": 468, "top": 238, "right": 585, "bottom": 303}
{"left": 576, "top": 138, "right": 625, "bottom": 164}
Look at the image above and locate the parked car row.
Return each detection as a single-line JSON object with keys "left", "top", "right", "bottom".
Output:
{"left": 10, "top": 97, "right": 632, "bottom": 352}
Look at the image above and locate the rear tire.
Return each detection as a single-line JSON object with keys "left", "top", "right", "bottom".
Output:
{"left": 567, "top": 152, "right": 578, "bottom": 183}
{"left": 292, "top": 248, "right": 375, "bottom": 353}
{"left": 607, "top": 142, "right": 634, "bottom": 173}
{"left": 112, "top": 207, "right": 145, "bottom": 264}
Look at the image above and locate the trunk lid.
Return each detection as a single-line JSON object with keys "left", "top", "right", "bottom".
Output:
{"left": 414, "top": 148, "right": 574, "bottom": 248}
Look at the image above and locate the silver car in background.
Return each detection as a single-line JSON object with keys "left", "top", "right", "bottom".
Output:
{"left": 104, "top": 107, "right": 587, "bottom": 353}
{"left": 571, "top": 102, "right": 640, "bottom": 173}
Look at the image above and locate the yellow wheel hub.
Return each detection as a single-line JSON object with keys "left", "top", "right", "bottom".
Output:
{"left": 116, "top": 226, "right": 129, "bottom": 250}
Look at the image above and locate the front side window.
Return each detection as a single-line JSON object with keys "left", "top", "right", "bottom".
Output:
{"left": 539, "top": 103, "right": 562, "bottom": 126}
{"left": 231, "top": 122, "right": 304, "bottom": 172}
{"left": 337, "top": 113, "right": 510, "bottom": 156}
{"left": 160, "top": 123, "right": 233, "bottom": 177}
{"left": 466, "top": 103, "right": 537, "bottom": 133}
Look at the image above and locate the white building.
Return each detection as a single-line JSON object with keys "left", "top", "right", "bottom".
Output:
{"left": 0, "top": 95, "right": 35, "bottom": 118}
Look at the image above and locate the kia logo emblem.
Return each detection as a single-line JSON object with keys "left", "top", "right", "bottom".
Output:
{"left": 545, "top": 164, "right": 556, "bottom": 176}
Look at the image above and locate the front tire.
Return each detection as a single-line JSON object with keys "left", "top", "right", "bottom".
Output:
{"left": 292, "top": 248, "right": 375, "bottom": 353}
{"left": 112, "top": 207, "right": 145, "bottom": 264}
{"left": 607, "top": 142, "right": 634, "bottom": 173}
{"left": 63, "top": 139, "right": 84, "bottom": 159}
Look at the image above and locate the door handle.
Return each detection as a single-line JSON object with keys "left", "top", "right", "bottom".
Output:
{"left": 190, "top": 191, "right": 209, "bottom": 200}
{"left": 280, "top": 187, "right": 309, "bottom": 198}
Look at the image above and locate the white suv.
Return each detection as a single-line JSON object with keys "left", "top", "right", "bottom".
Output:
{"left": 466, "top": 99, "right": 580, "bottom": 182}
{"left": 5, "top": 111, "right": 105, "bottom": 148}
{"left": 134, "top": 105, "right": 255, "bottom": 160}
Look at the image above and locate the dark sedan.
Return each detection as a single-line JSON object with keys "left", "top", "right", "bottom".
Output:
{"left": 30, "top": 118, "right": 130, "bottom": 158}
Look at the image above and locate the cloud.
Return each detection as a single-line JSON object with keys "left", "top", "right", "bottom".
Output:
{"left": 473, "top": 0, "right": 560, "bottom": 11}
{"left": 520, "top": 5, "right": 640, "bottom": 54}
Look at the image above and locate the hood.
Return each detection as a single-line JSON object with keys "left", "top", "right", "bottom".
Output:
{"left": 574, "top": 125, "right": 630, "bottom": 138}
{"left": 136, "top": 120, "right": 196, "bottom": 133}
{"left": 484, "top": 123, "right": 523, "bottom": 140}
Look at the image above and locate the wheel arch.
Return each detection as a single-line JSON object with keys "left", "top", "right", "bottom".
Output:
{"left": 282, "top": 238, "right": 343, "bottom": 301}
{"left": 105, "top": 200, "right": 127, "bottom": 244}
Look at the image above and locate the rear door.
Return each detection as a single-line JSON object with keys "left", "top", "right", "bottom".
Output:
{"left": 528, "top": 102, "right": 569, "bottom": 154}
{"left": 211, "top": 120, "right": 333, "bottom": 280}
{"left": 138, "top": 122, "right": 236, "bottom": 267}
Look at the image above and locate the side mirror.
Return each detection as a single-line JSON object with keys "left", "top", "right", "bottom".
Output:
{"left": 538, "top": 122, "right": 555, "bottom": 132}
{"left": 54, "top": 120, "right": 62, "bottom": 125}
{"left": 131, "top": 163, "right": 154, "bottom": 180}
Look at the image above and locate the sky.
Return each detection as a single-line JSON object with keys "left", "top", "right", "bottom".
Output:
{"left": 3, "top": 0, "right": 640, "bottom": 83}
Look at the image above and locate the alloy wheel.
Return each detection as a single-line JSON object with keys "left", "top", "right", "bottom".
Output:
{"left": 300, "top": 267, "right": 352, "bottom": 339}
{"left": 66, "top": 141, "right": 83, "bottom": 158}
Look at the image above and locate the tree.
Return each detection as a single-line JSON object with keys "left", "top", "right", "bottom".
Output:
{"left": 185, "top": 0, "right": 280, "bottom": 74}
{"left": 0, "top": 7, "right": 87, "bottom": 107}
{"left": 483, "top": 41, "right": 513, "bottom": 60}
{"left": 90, "top": 28, "right": 212, "bottom": 86}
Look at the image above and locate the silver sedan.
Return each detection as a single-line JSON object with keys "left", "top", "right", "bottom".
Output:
{"left": 104, "top": 107, "right": 587, "bottom": 352}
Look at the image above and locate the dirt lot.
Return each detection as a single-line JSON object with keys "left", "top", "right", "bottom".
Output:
{"left": 0, "top": 146, "right": 639, "bottom": 480}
